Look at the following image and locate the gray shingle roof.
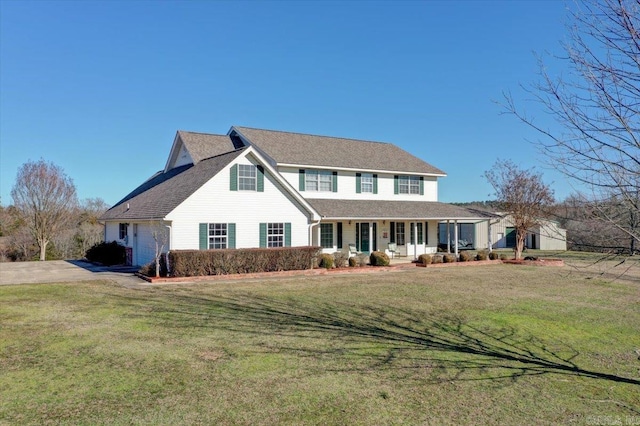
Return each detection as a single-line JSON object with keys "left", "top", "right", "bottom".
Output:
{"left": 233, "top": 126, "right": 446, "bottom": 175}
{"left": 101, "top": 149, "right": 246, "bottom": 221}
{"left": 306, "top": 199, "right": 496, "bottom": 220}
{"left": 177, "top": 131, "right": 236, "bottom": 164}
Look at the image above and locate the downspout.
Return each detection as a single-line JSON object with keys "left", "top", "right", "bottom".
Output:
{"left": 309, "top": 218, "right": 321, "bottom": 270}
{"left": 165, "top": 224, "right": 172, "bottom": 275}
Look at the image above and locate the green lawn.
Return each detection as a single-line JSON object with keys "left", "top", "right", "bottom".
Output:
{"left": 1, "top": 259, "right": 639, "bottom": 425}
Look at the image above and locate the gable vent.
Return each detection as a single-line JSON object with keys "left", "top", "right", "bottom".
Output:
{"left": 230, "top": 133, "right": 245, "bottom": 149}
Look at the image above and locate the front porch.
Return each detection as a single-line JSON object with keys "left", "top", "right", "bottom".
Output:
{"left": 306, "top": 198, "right": 499, "bottom": 260}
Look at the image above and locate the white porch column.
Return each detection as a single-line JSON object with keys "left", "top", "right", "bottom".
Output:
{"left": 446, "top": 220, "right": 451, "bottom": 253}
{"left": 487, "top": 219, "right": 492, "bottom": 253}
{"left": 369, "top": 223, "right": 373, "bottom": 253}
{"left": 454, "top": 220, "right": 459, "bottom": 257}
{"left": 413, "top": 222, "right": 418, "bottom": 260}
{"left": 316, "top": 223, "right": 321, "bottom": 248}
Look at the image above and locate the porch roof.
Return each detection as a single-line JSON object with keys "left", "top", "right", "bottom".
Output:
{"left": 306, "top": 199, "right": 497, "bottom": 221}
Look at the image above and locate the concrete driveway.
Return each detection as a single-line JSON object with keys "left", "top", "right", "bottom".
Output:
{"left": 0, "top": 260, "right": 144, "bottom": 287}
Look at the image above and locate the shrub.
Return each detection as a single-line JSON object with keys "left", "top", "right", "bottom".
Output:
{"left": 348, "top": 256, "right": 358, "bottom": 267}
{"left": 333, "top": 251, "right": 349, "bottom": 268}
{"left": 489, "top": 251, "right": 499, "bottom": 260}
{"left": 370, "top": 251, "right": 390, "bottom": 266}
{"left": 318, "top": 253, "right": 334, "bottom": 269}
{"left": 459, "top": 251, "right": 472, "bottom": 262}
{"left": 475, "top": 251, "right": 488, "bottom": 261}
{"left": 443, "top": 253, "right": 457, "bottom": 263}
{"left": 499, "top": 253, "right": 509, "bottom": 261}
{"left": 357, "top": 254, "right": 368, "bottom": 267}
{"left": 169, "top": 246, "right": 321, "bottom": 277}
{"left": 85, "top": 241, "right": 126, "bottom": 266}
{"left": 418, "top": 254, "right": 432, "bottom": 265}
{"left": 431, "top": 254, "right": 443, "bottom": 264}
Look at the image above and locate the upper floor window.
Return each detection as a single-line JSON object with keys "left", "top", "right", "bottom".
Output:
{"left": 238, "top": 164, "right": 257, "bottom": 191}
{"left": 305, "top": 170, "right": 333, "bottom": 192}
{"left": 398, "top": 175, "right": 420, "bottom": 194}
{"left": 361, "top": 173, "right": 374, "bottom": 193}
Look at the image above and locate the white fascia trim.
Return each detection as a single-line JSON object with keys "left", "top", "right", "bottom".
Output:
{"left": 278, "top": 163, "right": 447, "bottom": 177}
{"left": 242, "top": 146, "right": 321, "bottom": 221}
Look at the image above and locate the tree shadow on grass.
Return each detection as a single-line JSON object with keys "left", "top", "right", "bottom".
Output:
{"left": 120, "top": 291, "right": 640, "bottom": 387}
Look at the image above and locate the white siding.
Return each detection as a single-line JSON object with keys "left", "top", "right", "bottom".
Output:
{"left": 104, "top": 221, "right": 171, "bottom": 266}
{"left": 166, "top": 153, "right": 312, "bottom": 251}
{"left": 134, "top": 222, "right": 171, "bottom": 266}
{"left": 473, "top": 216, "right": 567, "bottom": 251}
{"left": 278, "top": 167, "right": 438, "bottom": 202}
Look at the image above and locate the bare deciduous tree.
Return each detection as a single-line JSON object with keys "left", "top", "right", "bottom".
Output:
{"left": 504, "top": 0, "right": 639, "bottom": 254}
{"left": 149, "top": 221, "right": 169, "bottom": 277}
{"left": 485, "top": 160, "right": 555, "bottom": 259}
{"left": 11, "top": 160, "right": 78, "bottom": 261}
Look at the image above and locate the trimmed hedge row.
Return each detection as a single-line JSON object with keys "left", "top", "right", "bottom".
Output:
{"left": 168, "top": 246, "right": 321, "bottom": 277}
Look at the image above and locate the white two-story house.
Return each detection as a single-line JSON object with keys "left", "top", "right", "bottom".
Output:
{"left": 100, "top": 126, "right": 493, "bottom": 266}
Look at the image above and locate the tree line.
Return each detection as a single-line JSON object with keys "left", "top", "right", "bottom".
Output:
{"left": 0, "top": 159, "right": 109, "bottom": 262}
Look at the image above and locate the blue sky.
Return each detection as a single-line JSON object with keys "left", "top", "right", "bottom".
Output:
{"left": 1, "top": 0, "right": 574, "bottom": 206}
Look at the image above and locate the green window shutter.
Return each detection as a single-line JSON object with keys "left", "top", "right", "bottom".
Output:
{"left": 257, "top": 165, "right": 264, "bottom": 192}
{"left": 332, "top": 171, "right": 338, "bottom": 192}
{"left": 425, "top": 222, "right": 429, "bottom": 245}
{"left": 419, "top": 176, "right": 424, "bottom": 195}
{"left": 373, "top": 174, "right": 378, "bottom": 194}
{"left": 390, "top": 222, "right": 395, "bottom": 243}
{"left": 259, "top": 223, "right": 267, "bottom": 248}
{"left": 299, "top": 169, "right": 305, "bottom": 191}
{"left": 410, "top": 223, "right": 415, "bottom": 244}
{"left": 418, "top": 223, "right": 424, "bottom": 244}
{"left": 285, "top": 223, "right": 292, "bottom": 247}
{"left": 355, "top": 173, "right": 361, "bottom": 194}
{"left": 337, "top": 222, "right": 343, "bottom": 249}
{"left": 394, "top": 175, "right": 399, "bottom": 194}
{"left": 199, "top": 223, "right": 208, "bottom": 250}
{"left": 228, "top": 223, "right": 236, "bottom": 249}
{"left": 230, "top": 164, "right": 238, "bottom": 191}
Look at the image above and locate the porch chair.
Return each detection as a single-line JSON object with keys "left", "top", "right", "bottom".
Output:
{"left": 387, "top": 243, "right": 399, "bottom": 258}
{"left": 348, "top": 244, "right": 360, "bottom": 257}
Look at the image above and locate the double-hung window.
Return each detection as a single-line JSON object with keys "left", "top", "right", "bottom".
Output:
{"left": 267, "top": 223, "right": 285, "bottom": 247}
{"left": 238, "top": 164, "right": 257, "bottom": 191}
{"left": 305, "top": 170, "right": 333, "bottom": 192}
{"left": 320, "top": 223, "right": 333, "bottom": 248}
{"left": 361, "top": 173, "right": 374, "bottom": 193}
{"left": 398, "top": 175, "right": 420, "bottom": 194}
{"left": 208, "top": 223, "right": 227, "bottom": 249}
